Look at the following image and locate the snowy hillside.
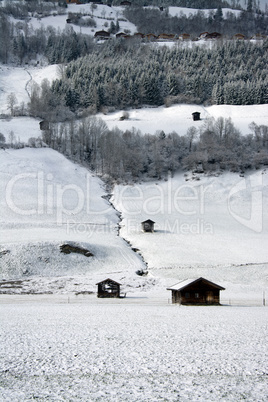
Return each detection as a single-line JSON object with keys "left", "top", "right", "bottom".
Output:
{"left": 0, "top": 2, "right": 267, "bottom": 299}
{"left": 0, "top": 146, "right": 267, "bottom": 301}
{"left": 1, "top": 5, "right": 268, "bottom": 401}
{"left": 11, "top": 3, "right": 137, "bottom": 37}
{"left": 98, "top": 103, "right": 268, "bottom": 136}
{"left": 0, "top": 148, "right": 147, "bottom": 292}
{"left": 1, "top": 63, "right": 267, "bottom": 142}
{"left": 0, "top": 65, "right": 268, "bottom": 299}
{"left": 112, "top": 170, "right": 268, "bottom": 301}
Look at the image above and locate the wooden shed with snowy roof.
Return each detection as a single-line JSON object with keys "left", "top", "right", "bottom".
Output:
{"left": 141, "top": 219, "right": 155, "bottom": 233}
{"left": 167, "top": 277, "right": 225, "bottom": 305}
{"left": 96, "top": 278, "right": 121, "bottom": 298}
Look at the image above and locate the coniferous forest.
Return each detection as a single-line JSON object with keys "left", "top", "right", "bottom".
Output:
{"left": 49, "top": 40, "right": 268, "bottom": 114}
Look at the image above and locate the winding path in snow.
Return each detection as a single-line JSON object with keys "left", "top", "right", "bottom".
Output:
{"left": 24, "top": 68, "right": 33, "bottom": 100}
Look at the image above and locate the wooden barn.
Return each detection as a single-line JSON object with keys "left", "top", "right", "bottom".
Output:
{"left": 141, "top": 219, "right": 155, "bottom": 233}
{"left": 96, "top": 278, "right": 121, "bottom": 298}
{"left": 167, "top": 277, "right": 225, "bottom": 305}
{"left": 192, "top": 111, "right": 201, "bottom": 121}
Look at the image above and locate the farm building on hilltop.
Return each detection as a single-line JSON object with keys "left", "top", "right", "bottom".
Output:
{"left": 141, "top": 219, "right": 155, "bottom": 233}
{"left": 96, "top": 278, "right": 121, "bottom": 298}
{"left": 167, "top": 277, "right": 225, "bottom": 305}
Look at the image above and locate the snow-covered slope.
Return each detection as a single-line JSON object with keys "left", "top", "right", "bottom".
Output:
{"left": 1, "top": 147, "right": 267, "bottom": 300}
{"left": 98, "top": 104, "right": 268, "bottom": 136}
{"left": 18, "top": 4, "right": 137, "bottom": 37}
{"left": 0, "top": 148, "right": 146, "bottom": 290}
{"left": 1, "top": 63, "right": 267, "bottom": 141}
{"left": 112, "top": 170, "right": 268, "bottom": 300}
{"left": 0, "top": 5, "right": 267, "bottom": 297}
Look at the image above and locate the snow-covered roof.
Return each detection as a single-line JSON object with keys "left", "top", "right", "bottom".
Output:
{"left": 167, "top": 277, "right": 225, "bottom": 291}
{"left": 96, "top": 278, "right": 121, "bottom": 285}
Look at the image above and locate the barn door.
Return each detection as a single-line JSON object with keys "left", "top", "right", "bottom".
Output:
{"left": 206, "top": 291, "right": 214, "bottom": 304}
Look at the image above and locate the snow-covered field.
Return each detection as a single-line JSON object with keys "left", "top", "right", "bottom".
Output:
{"left": 98, "top": 103, "right": 268, "bottom": 136}
{"left": 0, "top": 299, "right": 267, "bottom": 401}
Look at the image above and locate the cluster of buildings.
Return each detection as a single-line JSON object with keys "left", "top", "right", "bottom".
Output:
{"left": 94, "top": 30, "right": 267, "bottom": 41}
{"left": 97, "top": 277, "right": 225, "bottom": 305}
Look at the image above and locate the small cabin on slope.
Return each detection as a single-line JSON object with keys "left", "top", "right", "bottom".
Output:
{"left": 141, "top": 219, "right": 155, "bottom": 233}
{"left": 167, "top": 277, "right": 225, "bottom": 305}
{"left": 39, "top": 120, "right": 50, "bottom": 130}
{"left": 192, "top": 112, "right": 201, "bottom": 121}
{"left": 96, "top": 278, "right": 121, "bottom": 298}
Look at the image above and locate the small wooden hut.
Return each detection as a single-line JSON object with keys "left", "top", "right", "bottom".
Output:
{"left": 39, "top": 120, "right": 49, "bottom": 130}
{"left": 96, "top": 278, "right": 121, "bottom": 298}
{"left": 141, "top": 219, "right": 155, "bottom": 233}
{"left": 192, "top": 112, "right": 201, "bottom": 121}
{"left": 167, "top": 277, "right": 225, "bottom": 305}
